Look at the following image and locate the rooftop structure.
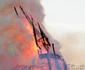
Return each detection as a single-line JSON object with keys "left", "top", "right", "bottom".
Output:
{"left": 11, "top": 6, "right": 68, "bottom": 70}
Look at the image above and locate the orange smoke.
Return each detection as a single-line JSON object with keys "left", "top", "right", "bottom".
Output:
{"left": 0, "top": 17, "right": 38, "bottom": 64}
{"left": 0, "top": 0, "right": 45, "bottom": 69}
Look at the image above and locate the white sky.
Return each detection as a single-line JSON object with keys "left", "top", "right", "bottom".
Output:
{"left": 41, "top": 0, "right": 85, "bottom": 37}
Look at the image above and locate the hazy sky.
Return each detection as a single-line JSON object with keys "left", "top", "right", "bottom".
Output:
{"left": 41, "top": 0, "right": 85, "bottom": 64}
{"left": 42, "top": 0, "right": 85, "bottom": 34}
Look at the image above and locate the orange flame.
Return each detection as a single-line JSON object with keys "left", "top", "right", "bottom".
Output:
{"left": 24, "top": 18, "right": 33, "bottom": 35}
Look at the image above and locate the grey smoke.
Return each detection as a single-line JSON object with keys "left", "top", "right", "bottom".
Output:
{"left": 0, "top": 0, "right": 61, "bottom": 69}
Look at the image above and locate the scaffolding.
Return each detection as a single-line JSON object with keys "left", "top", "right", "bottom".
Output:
{"left": 11, "top": 6, "right": 68, "bottom": 70}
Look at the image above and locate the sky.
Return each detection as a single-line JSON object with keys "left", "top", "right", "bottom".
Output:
{"left": 41, "top": 0, "right": 85, "bottom": 34}
{"left": 41, "top": 0, "right": 85, "bottom": 64}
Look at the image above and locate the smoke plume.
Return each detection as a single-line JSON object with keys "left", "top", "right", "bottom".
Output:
{"left": 58, "top": 32, "right": 85, "bottom": 64}
{"left": 0, "top": 0, "right": 61, "bottom": 69}
{"left": 0, "top": 0, "right": 44, "bottom": 69}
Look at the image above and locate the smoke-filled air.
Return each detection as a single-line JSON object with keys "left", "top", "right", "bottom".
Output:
{"left": 0, "top": 0, "right": 61, "bottom": 69}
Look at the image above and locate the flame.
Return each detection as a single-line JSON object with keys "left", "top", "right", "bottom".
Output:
{"left": 24, "top": 18, "right": 33, "bottom": 35}
{"left": 15, "top": 18, "right": 38, "bottom": 62}
{"left": 0, "top": 1, "right": 39, "bottom": 61}
{"left": 0, "top": 0, "right": 45, "bottom": 69}
{"left": 0, "top": 17, "right": 38, "bottom": 64}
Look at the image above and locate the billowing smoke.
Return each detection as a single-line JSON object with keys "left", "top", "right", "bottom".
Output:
{"left": 0, "top": 0, "right": 45, "bottom": 23}
{"left": 0, "top": 0, "right": 44, "bottom": 69}
{"left": 0, "top": 0, "right": 61, "bottom": 69}
{"left": 58, "top": 32, "right": 85, "bottom": 65}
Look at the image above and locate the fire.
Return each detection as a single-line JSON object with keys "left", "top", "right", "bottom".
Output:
{"left": 0, "top": 16, "right": 38, "bottom": 63}
{"left": 24, "top": 18, "right": 33, "bottom": 35}
{"left": 15, "top": 18, "right": 38, "bottom": 62}
{"left": 0, "top": 0, "right": 46, "bottom": 69}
